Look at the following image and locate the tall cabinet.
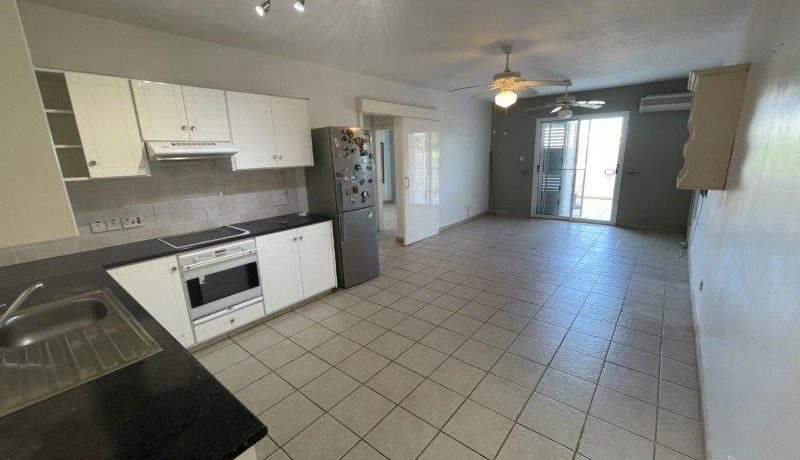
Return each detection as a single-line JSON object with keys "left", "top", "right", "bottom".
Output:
{"left": 0, "top": 0, "right": 77, "bottom": 249}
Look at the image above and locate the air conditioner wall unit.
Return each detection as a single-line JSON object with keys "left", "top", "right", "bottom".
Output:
{"left": 639, "top": 92, "right": 693, "bottom": 113}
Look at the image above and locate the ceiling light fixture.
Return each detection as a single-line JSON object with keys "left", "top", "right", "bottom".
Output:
{"left": 494, "top": 90, "right": 518, "bottom": 108}
{"left": 255, "top": 0, "right": 270, "bottom": 16}
{"left": 293, "top": 0, "right": 305, "bottom": 12}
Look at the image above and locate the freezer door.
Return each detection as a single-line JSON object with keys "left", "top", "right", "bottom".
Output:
{"left": 336, "top": 207, "right": 380, "bottom": 288}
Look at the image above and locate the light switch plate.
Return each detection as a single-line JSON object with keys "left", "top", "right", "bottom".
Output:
{"left": 90, "top": 219, "right": 107, "bottom": 233}
{"left": 106, "top": 218, "right": 123, "bottom": 231}
{"left": 122, "top": 216, "right": 144, "bottom": 229}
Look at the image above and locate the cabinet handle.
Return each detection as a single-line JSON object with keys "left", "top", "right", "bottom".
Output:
{"left": 293, "top": 237, "right": 298, "bottom": 241}
{"left": 181, "top": 125, "right": 188, "bottom": 131}
{"left": 229, "top": 318, "right": 235, "bottom": 324}
{"left": 190, "top": 126, "right": 197, "bottom": 131}
{"left": 272, "top": 155, "right": 277, "bottom": 159}
{"left": 88, "top": 160, "right": 97, "bottom": 167}
{"left": 278, "top": 155, "right": 283, "bottom": 159}
{"left": 171, "top": 267, "right": 178, "bottom": 272}
{"left": 298, "top": 236, "right": 303, "bottom": 240}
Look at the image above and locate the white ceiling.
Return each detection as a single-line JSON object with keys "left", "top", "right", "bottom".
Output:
{"left": 24, "top": 0, "right": 753, "bottom": 95}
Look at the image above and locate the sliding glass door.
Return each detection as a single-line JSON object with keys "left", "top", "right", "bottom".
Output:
{"left": 532, "top": 112, "right": 628, "bottom": 223}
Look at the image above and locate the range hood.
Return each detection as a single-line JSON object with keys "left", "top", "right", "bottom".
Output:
{"left": 146, "top": 141, "right": 238, "bottom": 161}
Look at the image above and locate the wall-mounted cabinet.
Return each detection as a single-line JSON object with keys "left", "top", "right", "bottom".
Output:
{"left": 227, "top": 91, "right": 313, "bottom": 170}
{"left": 131, "top": 80, "right": 230, "bottom": 142}
{"left": 677, "top": 64, "right": 749, "bottom": 190}
{"left": 35, "top": 69, "right": 148, "bottom": 180}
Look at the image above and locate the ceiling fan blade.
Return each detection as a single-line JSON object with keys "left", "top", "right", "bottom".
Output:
{"left": 550, "top": 105, "right": 563, "bottom": 113}
{"left": 521, "top": 79, "right": 573, "bottom": 87}
{"left": 468, "top": 88, "right": 498, "bottom": 99}
{"left": 523, "top": 104, "right": 559, "bottom": 112}
{"left": 572, "top": 100, "right": 606, "bottom": 109}
{"left": 449, "top": 83, "right": 493, "bottom": 93}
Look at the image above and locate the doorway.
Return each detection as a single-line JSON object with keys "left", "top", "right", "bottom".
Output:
{"left": 531, "top": 112, "right": 628, "bottom": 224}
{"left": 376, "top": 127, "right": 397, "bottom": 236}
{"left": 360, "top": 101, "right": 440, "bottom": 245}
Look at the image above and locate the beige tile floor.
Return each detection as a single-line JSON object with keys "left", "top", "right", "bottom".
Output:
{"left": 193, "top": 215, "right": 704, "bottom": 460}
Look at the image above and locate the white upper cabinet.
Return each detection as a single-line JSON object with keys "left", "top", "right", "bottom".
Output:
{"left": 226, "top": 91, "right": 277, "bottom": 170}
{"left": 130, "top": 80, "right": 189, "bottom": 141}
{"left": 131, "top": 80, "right": 230, "bottom": 142}
{"left": 65, "top": 72, "right": 148, "bottom": 178}
{"left": 183, "top": 85, "right": 231, "bottom": 142}
{"left": 271, "top": 96, "right": 313, "bottom": 167}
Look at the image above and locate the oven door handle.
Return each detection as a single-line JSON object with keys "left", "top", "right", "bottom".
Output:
{"left": 181, "top": 250, "right": 257, "bottom": 272}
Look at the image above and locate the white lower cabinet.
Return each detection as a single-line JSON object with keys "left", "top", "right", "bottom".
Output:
{"left": 257, "top": 221, "right": 337, "bottom": 315}
{"left": 108, "top": 256, "right": 195, "bottom": 348}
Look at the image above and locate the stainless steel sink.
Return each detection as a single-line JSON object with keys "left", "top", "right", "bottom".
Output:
{"left": 0, "top": 288, "right": 161, "bottom": 417}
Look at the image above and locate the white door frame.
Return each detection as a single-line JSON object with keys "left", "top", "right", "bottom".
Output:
{"left": 357, "top": 99, "right": 438, "bottom": 241}
{"left": 529, "top": 111, "right": 629, "bottom": 225}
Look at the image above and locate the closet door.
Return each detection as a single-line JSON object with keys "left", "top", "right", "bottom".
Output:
{"left": 183, "top": 85, "right": 230, "bottom": 141}
{"left": 65, "top": 72, "right": 147, "bottom": 178}
{"left": 227, "top": 91, "right": 277, "bottom": 170}
{"left": 130, "top": 79, "right": 189, "bottom": 141}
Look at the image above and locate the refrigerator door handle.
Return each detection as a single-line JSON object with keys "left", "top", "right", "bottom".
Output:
{"left": 336, "top": 180, "right": 343, "bottom": 208}
{"left": 339, "top": 218, "right": 347, "bottom": 245}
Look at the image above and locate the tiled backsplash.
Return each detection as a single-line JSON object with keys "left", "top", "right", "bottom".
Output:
{"left": 0, "top": 161, "right": 304, "bottom": 267}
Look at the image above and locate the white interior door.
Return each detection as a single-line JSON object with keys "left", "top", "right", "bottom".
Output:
{"left": 395, "top": 117, "right": 440, "bottom": 245}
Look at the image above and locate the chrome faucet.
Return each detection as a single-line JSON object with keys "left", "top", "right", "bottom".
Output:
{"left": 0, "top": 281, "right": 44, "bottom": 330}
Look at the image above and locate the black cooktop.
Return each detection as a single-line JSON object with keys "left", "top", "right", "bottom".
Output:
{"left": 158, "top": 225, "right": 249, "bottom": 249}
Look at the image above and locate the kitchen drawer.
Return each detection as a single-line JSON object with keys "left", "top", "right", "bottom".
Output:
{"left": 193, "top": 299, "right": 265, "bottom": 343}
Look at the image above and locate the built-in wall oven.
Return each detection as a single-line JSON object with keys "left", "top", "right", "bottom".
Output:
{"left": 178, "top": 238, "right": 262, "bottom": 324}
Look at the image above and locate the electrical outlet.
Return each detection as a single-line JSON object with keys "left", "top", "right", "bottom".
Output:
{"left": 122, "top": 216, "right": 144, "bottom": 229}
{"left": 90, "top": 219, "right": 107, "bottom": 233}
{"left": 106, "top": 218, "right": 123, "bottom": 231}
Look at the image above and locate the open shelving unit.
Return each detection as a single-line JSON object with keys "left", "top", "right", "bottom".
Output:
{"left": 35, "top": 68, "right": 90, "bottom": 181}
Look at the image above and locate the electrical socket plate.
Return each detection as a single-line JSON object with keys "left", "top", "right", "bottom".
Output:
{"left": 122, "top": 216, "right": 144, "bottom": 229}
{"left": 90, "top": 219, "right": 108, "bottom": 233}
{"left": 106, "top": 218, "right": 123, "bottom": 231}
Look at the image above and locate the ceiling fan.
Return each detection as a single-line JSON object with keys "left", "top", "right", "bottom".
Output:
{"left": 523, "top": 84, "right": 606, "bottom": 119}
{"left": 449, "top": 44, "right": 572, "bottom": 109}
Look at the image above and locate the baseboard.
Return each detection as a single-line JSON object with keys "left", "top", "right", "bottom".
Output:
{"left": 439, "top": 211, "right": 489, "bottom": 232}
{"left": 614, "top": 221, "right": 687, "bottom": 234}
{"left": 687, "top": 249, "right": 713, "bottom": 459}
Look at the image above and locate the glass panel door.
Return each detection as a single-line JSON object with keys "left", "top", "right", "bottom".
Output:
{"left": 395, "top": 117, "right": 440, "bottom": 245}
{"left": 534, "top": 113, "right": 627, "bottom": 223}
{"left": 535, "top": 119, "right": 579, "bottom": 217}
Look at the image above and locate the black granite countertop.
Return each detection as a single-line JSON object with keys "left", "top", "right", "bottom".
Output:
{"left": 0, "top": 212, "right": 332, "bottom": 460}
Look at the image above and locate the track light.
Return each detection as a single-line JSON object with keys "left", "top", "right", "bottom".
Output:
{"left": 255, "top": 0, "right": 270, "bottom": 16}
{"left": 255, "top": 0, "right": 305, "bottom": 17}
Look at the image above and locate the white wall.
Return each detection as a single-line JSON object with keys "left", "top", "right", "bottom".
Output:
{"left": 18, "top": 1, "right": 491, "bottom": 229}
{"left": 687, "top": 0, "right": 800, "bottom": 458}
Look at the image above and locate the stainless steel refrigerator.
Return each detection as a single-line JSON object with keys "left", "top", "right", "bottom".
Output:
{"left": 306, "top": 127, "right": 380, "bottom": 288}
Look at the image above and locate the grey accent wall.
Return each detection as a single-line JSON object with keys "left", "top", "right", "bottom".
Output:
{"left": 490, "top": 79, "right": 692, "bottom": 231}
